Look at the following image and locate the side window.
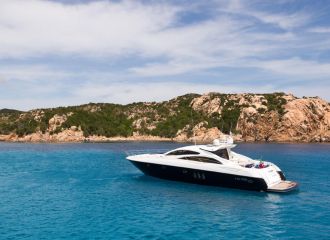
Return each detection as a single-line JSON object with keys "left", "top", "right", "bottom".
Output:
{"left": 167, "top": 150, "right": 199, "bottom": 155}
{"left": 180, "top": 156, "right": 221, "bottom": 164}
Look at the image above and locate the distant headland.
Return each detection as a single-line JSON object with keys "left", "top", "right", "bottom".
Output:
{"left": 0, "top": 92, "right": 329, "bottom": 143}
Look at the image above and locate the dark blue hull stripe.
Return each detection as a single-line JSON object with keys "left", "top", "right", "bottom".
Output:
{"left": 130, "top": 161, "right": 268, "bottom": 192}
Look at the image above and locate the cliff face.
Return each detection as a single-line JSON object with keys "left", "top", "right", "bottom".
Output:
{"left": 0, "top": 92, "right": 329, "bottom": 142}
{"left": 238, "top": 97, "right": 329, "bottom": 142}
{"left": 189, "top": 93, "right": 329, "bottom": 142}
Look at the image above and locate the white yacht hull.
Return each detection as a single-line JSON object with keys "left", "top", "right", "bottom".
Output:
{"left": 126, "top": 136, "right": 298, "bottom": 193}
{"left": 127, "top": 156, "right": 298, "bottom": 192}
{"left": 129, "top": 160, "right": 269, "bottom": 191}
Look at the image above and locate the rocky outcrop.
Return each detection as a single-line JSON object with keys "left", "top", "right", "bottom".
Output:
{"left": 0, "top": 129, "right": 84, "bottom": 142}
{"left": 190, "top": 93, "right": 329, "bottom": 142}
{"left": 48, "top": 114, "right": 68, "bottom": 132}
{"left": 174, "top": 121, "right": 224, "bottom": 142}
{"left": 191, "top": 95, "right": 222, "bottom": 114}
{"left": 279, "top": 98, "right": 329, "bottom": 142}
{"left": 237, "top": 97, "right": 329, "bottom": 142}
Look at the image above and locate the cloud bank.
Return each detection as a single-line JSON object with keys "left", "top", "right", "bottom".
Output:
{"left": 0, "top": 0, "right": 329, "bottom": 110}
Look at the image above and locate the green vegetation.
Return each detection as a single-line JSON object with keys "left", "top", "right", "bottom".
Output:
{"left": 15, "top": 119, "right": 39, "bottom": 137}
{"left": 0, "top": 109, "right": 23, "bottom": 114}
{"left": 0, "top": 116, "right": 39, "bottom": 137}
{"left": 62, "top": 105, "right": 133, "bottom": 137}
{"left": 207, "top": 108, "right": 241, "bottom": 134}
{"left": 150, "top": 94, "right": 204, "bottom": 138}
{"left": 0, "top": 104, "right": 133, "bottom": 137}
{"left": 0, "top": 92, "right": 292, "bottom": 139}
{"left": 262, "top": 92, "right": 287, "bottom": 116}
{"left": 0, "top": 109, "right": 34, "bottom": 136}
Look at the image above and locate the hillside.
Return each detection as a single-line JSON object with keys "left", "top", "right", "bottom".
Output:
{"left": 0, "top": 92, "right": 329, "bottom": 142}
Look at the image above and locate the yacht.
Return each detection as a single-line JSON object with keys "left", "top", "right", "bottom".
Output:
{"left": 126, "top": 136, "right": 298, "bottom": 192}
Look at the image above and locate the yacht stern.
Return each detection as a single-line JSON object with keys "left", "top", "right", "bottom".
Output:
{"left": 267, "top": 180, "right": 299, "bottom": 193}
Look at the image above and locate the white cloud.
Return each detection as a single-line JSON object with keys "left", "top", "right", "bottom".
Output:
{"left": 247, "top": 11, "right": 309, "bottom": 30}
{"left": 72, "top": 81, "right": 275, "bottom": 105}
{"left": 130, "top": 60, "right": 218, "bottom": 77}
{"left": 1, "top": 0, "right": 306, "bottom": 78}
{"left": 218, "top": 0, "right": 310, "bottom": 30}
{"left": 1, "top": 79, "right": 328, "bottom": 111}
{"left": 0, "top": 64, "right": 72, "bottom": 81}
{"left": 130, "top": 17, "right": 296, "bottom": 77}
{"left": 0, "top": 0, "right": 324, "bottom": 80}
{"left": 0, "top": 0, "right": 329, "bottom": 110}
{"left": 0, "top": 0, "right": 308, "bottom": 62}
{"left": 0, "top": 63, "right": 127, "bottom": 83}
{"left": 308, "top": 27, "right": 330, "bottom": 33}
{"left": 72, "top": 80, "right": 330, "bottom": 107}
{"left": 0, "top": 0, "right": 178, "bottom": 58}
{"left": 257, "top": 58, "right": 330, "bottom": 78}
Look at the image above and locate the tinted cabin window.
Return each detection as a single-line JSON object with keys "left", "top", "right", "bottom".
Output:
{"left": 167, "top": 150, "right": 199, "bottom": 155}
{"left": 180, "top": 156, "right": 221, "bottom": 164}
{"left": 210, "top": 149, "right": 229, "bottom": 160}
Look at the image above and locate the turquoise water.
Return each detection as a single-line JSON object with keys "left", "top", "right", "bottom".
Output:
{"left": 0, "top": 142, "right": 329, "bottom": 239}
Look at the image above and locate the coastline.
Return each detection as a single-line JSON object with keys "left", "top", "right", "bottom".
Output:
{"left": 1, "top": 93, "right": 329, "bottom": 144}
{"left": 0, "top": 134, "right": 328, "bottom": 144}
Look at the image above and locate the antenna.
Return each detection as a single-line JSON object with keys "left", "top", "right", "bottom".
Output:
{"left": 220, "top": 119, "right": 224, "bottom": 136}
{"left": 190, "top": 108, "right": 196, "bottom": 145}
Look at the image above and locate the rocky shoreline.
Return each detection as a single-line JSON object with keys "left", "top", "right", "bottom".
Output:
{"left": 0, "top": 131, "right": 328, "bottom": 144}
{"left": 0, "top": 132, "right": 172, "bottom": 143}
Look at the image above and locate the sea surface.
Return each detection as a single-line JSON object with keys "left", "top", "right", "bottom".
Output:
{"left": 0, "top": 142, "right": 329, "bottom": 240}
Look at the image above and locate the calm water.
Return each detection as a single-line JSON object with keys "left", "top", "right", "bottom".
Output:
{"left": 0, "top": 142, "right": 329, "bottom": 240}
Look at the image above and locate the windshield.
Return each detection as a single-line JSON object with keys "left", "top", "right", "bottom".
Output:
{"left": 206, "top": 148, "right": 229, "bottom": 160}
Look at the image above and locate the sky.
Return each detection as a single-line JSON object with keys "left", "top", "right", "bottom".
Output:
{"left": 0, "top": 0, "right": 330, "bottom": 110}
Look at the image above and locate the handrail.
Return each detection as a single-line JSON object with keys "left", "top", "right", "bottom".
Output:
{"left": 125, "top": 149, "right": 170, "bottom": 156}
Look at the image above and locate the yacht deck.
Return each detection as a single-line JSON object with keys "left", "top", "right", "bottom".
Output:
{"left": 267, "top": 181, "right": 298, "bottom": 192}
